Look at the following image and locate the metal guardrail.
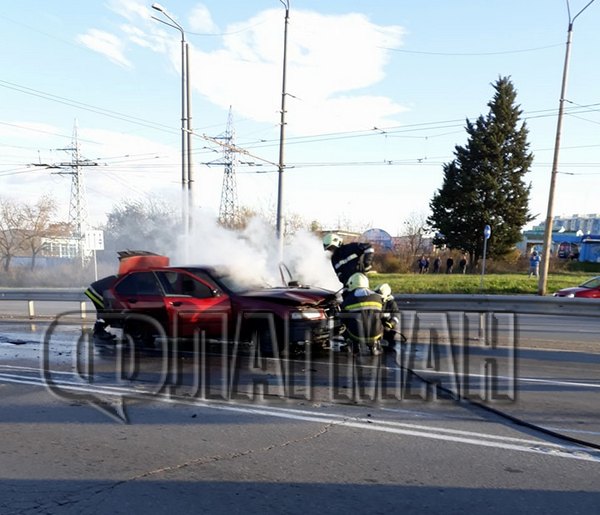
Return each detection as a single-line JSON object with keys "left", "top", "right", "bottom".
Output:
{"left": 395, "top": 293, "right": 599, "bottom": 317}
{"left": 0, "top": 288, "right": 89, "bottom": 318}
{"left": 0, "top": 289, "right": 598, "bottom": 319}
{"left": 0, "top": 289, "right": 86, "bottom": 302}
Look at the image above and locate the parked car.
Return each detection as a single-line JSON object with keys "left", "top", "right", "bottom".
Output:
{"left": 89, "top": 253, "right": 340, "bottom": 354}
{"left": 553, "top": 276, "right": 600, "bottom": 298}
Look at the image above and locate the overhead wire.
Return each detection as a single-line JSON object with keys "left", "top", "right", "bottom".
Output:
{"left": 2, "top": 76, "right": 600, "bottom": 154}
{"left": 1, "top": 76, "right": 600, "bottom": 178}
{"left": 382, "top": 43, "right": 564, "bottom": 56}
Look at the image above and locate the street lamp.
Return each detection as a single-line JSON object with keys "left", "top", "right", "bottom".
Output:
{"left": 275, "top": 0, "right": 290, "bottom": 257}
{"left": 538, "top": 0, "right": 596, "bottom": 295}
{"left": 151, "top": 3, "right": 193, "bottom": 241}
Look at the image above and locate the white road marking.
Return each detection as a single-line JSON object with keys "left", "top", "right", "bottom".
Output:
{"left": 412, "top": 368, "right": 600, "bottom": 389}
{"left": 1, "top": 368, "right": 599, "bottom": 463}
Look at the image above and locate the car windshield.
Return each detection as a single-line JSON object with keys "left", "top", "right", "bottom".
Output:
{"left": 581, "top": 277, "right": 600, "bottom": 289}
{"left": 207, "top": 268, "right": 271, "bottom": 293}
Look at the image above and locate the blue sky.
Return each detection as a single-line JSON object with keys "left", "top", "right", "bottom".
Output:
{"left": 1, "top": 0, "right": 599, "bottom": 237}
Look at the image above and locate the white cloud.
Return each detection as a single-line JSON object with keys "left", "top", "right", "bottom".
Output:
{"left": 188, "top": 4, "right": 218, "bottom": 34}
{"left": 89, "top": 4, "right": 406, "bottom": 133}
{"left": 106, "top": 0, "right": 152, "bottom": 22}
{"left": 122, "top": 6, "right": 407, "bottom": 135}
{"left": 183, "top": 9, "right": 407, "bottom": 135}
{"left": 77, "top": 29, "right": 131, "bottom": 68}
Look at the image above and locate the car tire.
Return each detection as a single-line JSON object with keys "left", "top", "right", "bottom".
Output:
{"left": 122, "top": 319, "right": 155, "bottom": 348}
{"left": 250, "top": 321, "right": 288, "bottom": 358}
{"left": 250, "top": 326, "right": 273, "bottom": 357}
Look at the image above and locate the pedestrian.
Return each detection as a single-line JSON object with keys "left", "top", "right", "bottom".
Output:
{"left": 340, "top": 273, "right": 384, "bottom": 356}
{"left": 459, "top": 254, "right": 468, "bottom": 274}
{"left": 433, "top": 256, "right": 441, "bottom": 273}
{"left": 446, "top": 256, "right": 454, "bottom": 274}
{"left": 418, "top": 255, "right": 428, "bottom": 274}
{"left": 323, "top": 233, "right": 374, "bottom": 287}
{"left": 528, "top": 251, "right": 541, "bottom": 278}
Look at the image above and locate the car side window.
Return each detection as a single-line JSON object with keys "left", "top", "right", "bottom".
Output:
{"left": 157, "top": 272, "right": 213, "bottom": 299}
{"left": 116, "top": 272, "right": 161, "bottom": 296}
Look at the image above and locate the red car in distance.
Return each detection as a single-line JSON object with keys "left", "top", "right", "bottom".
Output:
{"left": 553, "top": 276, "right": 600, "bottom": 298}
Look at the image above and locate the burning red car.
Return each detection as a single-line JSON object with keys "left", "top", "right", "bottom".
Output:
{"left": 553, "top": 276, "right": 600, "bottom": 298}
{"left": 86, "top": 251, "right": 340, "bottom": 354}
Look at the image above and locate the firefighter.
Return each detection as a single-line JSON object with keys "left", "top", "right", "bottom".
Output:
{"left": 323, "top": 233, "right": 375, "bottom": 287}
{"left": 340, "top": 273, "right": 384, "bottom": 356}
{"left": 375, "top": 283, "right": 406, "bottom": 348}
{"left": 84, "top": 274, "right": 118, "bottom": 340}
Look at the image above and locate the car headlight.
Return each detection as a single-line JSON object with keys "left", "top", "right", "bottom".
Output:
{"left": 290, "top": 309, "right": 326, "bottom": 321}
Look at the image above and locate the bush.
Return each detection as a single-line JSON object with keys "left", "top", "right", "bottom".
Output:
{"left": 566, "top": 261, "right": 600, "bottom": 274}
{"left": 372, "top": 252, "right": 412, "bottom": 273}
{"left": 0, "top": 261, "right": 111, "bottom": 287}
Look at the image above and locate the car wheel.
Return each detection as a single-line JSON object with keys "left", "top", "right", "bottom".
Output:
{"left": 250, "top": 326, "right": 273, "bottom": 357}
{"left": 122, "top": 320, "right": 155, "bottom": 348}
{"left": 250, "top": 322, "right": 286, "bottom": 358}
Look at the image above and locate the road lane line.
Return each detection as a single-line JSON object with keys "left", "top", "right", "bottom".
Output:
{"left": 1, "top": 371, "right": 599, "bottom": 463}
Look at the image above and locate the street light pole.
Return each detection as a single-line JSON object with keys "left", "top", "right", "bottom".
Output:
{"left": 538, "top": 0, "right": 596, "bottom": 295}
{"left": 276, "top": 0, "right": 290, "bottom": 256}
{"left": 186, "top": 43, "right": 193, "bottom": 218}
{"left": 151, "top": 3, "right": 192, "bottom": 244}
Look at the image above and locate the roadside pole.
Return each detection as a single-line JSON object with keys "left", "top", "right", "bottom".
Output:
{"left": 480, "top": 225, "right": 491, "bottom": 291}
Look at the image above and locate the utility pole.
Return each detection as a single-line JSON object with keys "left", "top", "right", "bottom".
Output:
{"left": 275, "top": 0, "right": 290, "bottom": 258}
{"left": 538, "top": 0, "right": 596, "bottom": 295}
{"left": 151, "top": 3, "right": 193, "bottom": 250}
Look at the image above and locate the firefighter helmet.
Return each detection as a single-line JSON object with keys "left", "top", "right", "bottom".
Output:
{"left": 323, "top": 233, "right": 343, "bottom": 250}
{"left": 376, "top": 283, "right": 392, "bottom": 299}
{"left": 347, "top": 272, "right": 369, "bottom": 291}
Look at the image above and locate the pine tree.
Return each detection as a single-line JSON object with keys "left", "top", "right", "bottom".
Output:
{"left": 428, "top": 76, "right": 533, "bottom": 266}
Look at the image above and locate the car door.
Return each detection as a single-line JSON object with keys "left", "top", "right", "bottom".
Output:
{"left": 156, "top": 271, "right": 232, "bottom": 339}
{"left": 112, "top": 271, "right": 169, "bottom": 333}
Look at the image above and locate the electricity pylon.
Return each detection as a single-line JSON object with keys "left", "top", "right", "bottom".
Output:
{"left": 217, "top": 107, "right": 240, "bottom": 228}
{"left": 53, "top": 120, "right": 97, "bottom": 264}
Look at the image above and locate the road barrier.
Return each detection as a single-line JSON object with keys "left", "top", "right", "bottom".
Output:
{"left": 0, "top": 289, "right": 598, "bottom": 319}
{"left": 395, "top": 293, "right": 599, "bottom": 317}
{"left": 0, "top": 289, "right": 89, "bottom": 319}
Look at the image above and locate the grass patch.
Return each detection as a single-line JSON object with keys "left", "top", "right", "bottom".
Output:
{"left": 367, "top": 272, "right": 592, "bottom": 295}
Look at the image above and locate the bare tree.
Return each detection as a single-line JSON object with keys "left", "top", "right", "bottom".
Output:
{"left": 219, "top": 206, "right": 258, "bottom": 231}
{"left": 21, "top": 195, "right": 58, "bottom": 270}
{"left": 401, "top": 212, "right": 429, "bottom": 257}
{"left": 0, "top": 198, "right": 26, "bottom": 271}
{"left": 247, "top": 203, "right": 311, "bottom": 237}
{"left": 103, "top": 197, "right": 181, "bottom": 256}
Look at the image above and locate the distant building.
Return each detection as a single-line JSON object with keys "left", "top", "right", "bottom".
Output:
{"left": 521, "top": 213, "right": 600, "bottom": 263}
{"left": 362, "top": 228, "right": 394, "bottom": 250}
{"left": 42, "top": 236, "right": 80, "bottom": 259}
{"left": 534, "top": 213, "right": 600, "bottom": 235}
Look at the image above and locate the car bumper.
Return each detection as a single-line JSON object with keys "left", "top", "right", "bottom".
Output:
{"left": 288, "top": 317, "right": 338, "bottom": 346}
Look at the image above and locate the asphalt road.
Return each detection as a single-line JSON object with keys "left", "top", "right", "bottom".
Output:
{"left": 1, "top": 309, "right": 599, "bottom": 514}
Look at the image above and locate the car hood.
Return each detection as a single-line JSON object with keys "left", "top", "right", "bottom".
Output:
{"left": 238, "top": 286, "right": 336, "bottom": 306}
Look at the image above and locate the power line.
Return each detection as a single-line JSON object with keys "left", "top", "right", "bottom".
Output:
{"left": 3, "top": 77, "right": 600, "bottom": 154}
{"left": 382, "top": 43, "right": 563, "bottom": 56}
{"left": 0, "top": 80, "right": 178, "bottom": 137}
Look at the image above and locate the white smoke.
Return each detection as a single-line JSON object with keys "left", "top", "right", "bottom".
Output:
{"left": 172, "top": 212, "right": 340, "bottom": 291}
